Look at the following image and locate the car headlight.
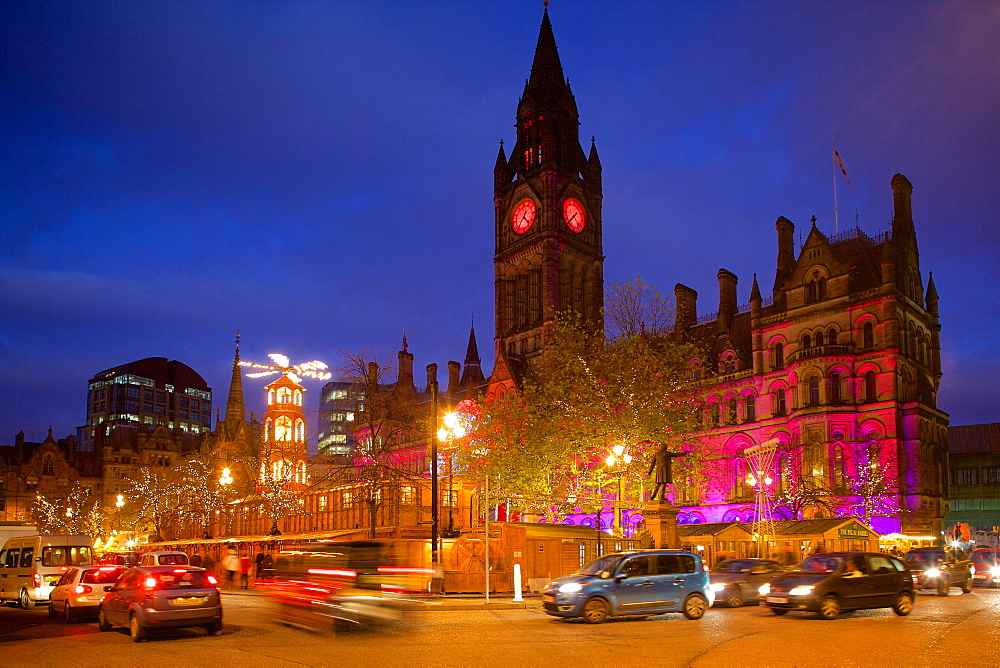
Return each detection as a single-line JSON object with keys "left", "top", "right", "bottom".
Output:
{"left": 558, "top": 582, "right": 583, "bottom": 594}
{"left": 991, "top": 567, "right": 1000, "bottom": 577}
{"left": 789, "top": 585, "right": 815, "bottom": 596}
{"left": 710, "top": 583, "right": 727, "bottom": 592}
{"left": 758, "top": 583, "right": 770, "bottom": 596}
{"left": 924, "top": 568, "right": 940, "bottom": 578}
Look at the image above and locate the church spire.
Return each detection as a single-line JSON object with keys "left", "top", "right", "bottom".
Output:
{"left": 225, "top": 332, "right": 245, "bottom": 425}
{"left": 460, "top": 319, "right": 486, "bottom": 391}
{"left": 528, "top": 7, "right": 565, "bottom": 90}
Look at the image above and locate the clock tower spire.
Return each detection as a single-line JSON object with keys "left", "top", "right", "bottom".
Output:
{"left": 493, "top": 6, "right": 604, "bottom": 378}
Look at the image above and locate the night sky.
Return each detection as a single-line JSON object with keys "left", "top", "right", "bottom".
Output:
{"left": 2, "top": 1, "right": 997, "bottom": 444}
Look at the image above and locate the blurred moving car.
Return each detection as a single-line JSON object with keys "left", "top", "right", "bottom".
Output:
{"left": 760, "top": 552, "right": 914, "bottom": 620}
{"left": 901, "top": 547, "right": 972, "bottom": 596}
{"left": 138, "top": 551, "right": 189, "bottom": 567}
{"left": 49, "top": 566, "right": 124, "bottom": 622}
{"left": 264, "top": 541, "right": 431, "bottom": 632}
{"left": 970, "top": 548, "right": 1000, "bottom": 587}
{"left": 543, "top": 550, "right": 714, "bottom": 624}
{"left": 709, "top": 558, "right": 787, "bottom": 607}
{"left": 97, "top": 566, "right": 222, "bottom": 642}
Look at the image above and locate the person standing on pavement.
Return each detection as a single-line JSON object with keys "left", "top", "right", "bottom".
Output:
{"left": 223, "top": 547, "right": 240, "bottom": 589}
{"left": 239, "top": 553, "right": 252, "bottom": 589}
{"left": 255, "top": 550, "right": 265, "bottom": 580}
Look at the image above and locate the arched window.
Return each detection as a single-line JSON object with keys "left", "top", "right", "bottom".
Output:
{"left": 267, "top": 389, "right": 275, "bottom": 405}
{"left": 728, "top": 398, "right": 738, "bottom": 424}
{"left": 265, "top": 418, "right": 273, "bottom": 441}
{"left": 42, "top": 455, "right": 54, "bottom": 475}
{"left": 807, "top": 280, "right": 819, "bottom": 304}
{"left": 828, "top": 327, "right": 837, "bottom": 345}
{"left": 815, "top": 331, "right": 825, "bottom": 347}
{"left": 833, "top": 443, "right": 846, "bottom": 488}
{"left": 277, "top": 387, "right": 291, "bottom": 404}
{"left": 803, "top": 334, "right": 812, "bottom": 349}
{"left": 774, "top": 388, "right": 787, "bottom": 416}
{"left": 710, "top": 404, "right": 720, "bottom": 428}
{"left": 830, "top": 372, "right": 844, "bottom": 404}
{"left": 773, "top": 343, "right": 784, "bottom": 369}
{"left": 863, "top": 371, "right": 877, "bottom": 403}
{"left": 745, "top": 395, "right": 756, "bottom": 422}
{"left": 862, "top": 322, "right": 874, "bottom": 349}
{"left": 818, "top": 277, "right": 828, "bottom": 301}
{"left": 294, "top": 419, "right": 305, "bottom": 443}
{"left": 293, "top": 390, "right": 302, "bottom": 406}
{"left": 731, "top": 459, "right": 747, "bottom": 500}
{"left": 808, "top": 376, "right": 820, "bottom": 405}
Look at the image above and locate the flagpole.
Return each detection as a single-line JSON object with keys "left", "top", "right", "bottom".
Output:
{"left": 832, "top": 138, "right": 840, "bottom": 234}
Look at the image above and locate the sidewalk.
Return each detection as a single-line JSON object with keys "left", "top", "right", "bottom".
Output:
{"left": 221, "top": 587, "right": 543, "bottom": 611}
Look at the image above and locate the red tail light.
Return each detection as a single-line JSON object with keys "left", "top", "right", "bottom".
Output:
{"left": 74, "top": 584, "right": 93, "bottom": 595}
{"left": 98, "top": 566, "right": 118, "bottom": 572}
{"left": 207, "top": 575, "right": 218, "bottom": 585}
{"left": 33, "top": 573, "right": 42, "bottom": 587}
{"left": 144, "top": 577, "right": 158, "bottom": 591}
{"left": 307, "top": 568, "right": 357, "bottom": 578}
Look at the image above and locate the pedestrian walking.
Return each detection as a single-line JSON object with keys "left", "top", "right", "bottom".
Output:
{"left": 223, "top": 548, "right": 240, "bottom": 589}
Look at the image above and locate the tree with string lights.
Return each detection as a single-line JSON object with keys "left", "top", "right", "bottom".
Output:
{"left": 172, "top": 457, "right": 232, "bottom": 539}
{"left": 123, "top": 467, "right": 179, "bottom": 542}
{"left": 32, "top": 484, "right": 107, "bottom": 537}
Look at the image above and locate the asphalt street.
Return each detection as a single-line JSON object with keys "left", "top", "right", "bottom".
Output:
{"left": 1, "top": 588, "right": 998, "bottom": 667}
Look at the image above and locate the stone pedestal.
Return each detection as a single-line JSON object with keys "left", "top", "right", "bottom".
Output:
{"left": 642, "top": 500, "right": 682, "bottom": 549}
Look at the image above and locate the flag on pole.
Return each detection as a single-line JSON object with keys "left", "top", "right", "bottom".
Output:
{"left": 833, "top": 148, "right": 854, "bottom": 189}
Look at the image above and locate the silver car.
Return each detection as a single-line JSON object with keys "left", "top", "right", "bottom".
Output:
{"left": 97, "top": 566, "right": 222, "bottom": 642}
{"left": 709, "top": 558, "right": 787, "bottom": 607}
{"left": 49, "top": 566, "right": 124, "bottom": 622}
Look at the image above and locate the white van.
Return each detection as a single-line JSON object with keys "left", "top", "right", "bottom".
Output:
{"left": 0, "top": 534, "right": 93, "bottom": 608}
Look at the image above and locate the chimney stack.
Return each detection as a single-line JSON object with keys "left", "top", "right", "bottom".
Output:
{"left": 447, "top": 361, "right": 461, "bottom": 397}
{"left": 674, "top": 283, "right": 698, "bottom": 332}
{"left": 717, "top": 269, "right": 738, "bottom": 333}
{"left": 425, "top": 363, "right": 438, "bottom": 394}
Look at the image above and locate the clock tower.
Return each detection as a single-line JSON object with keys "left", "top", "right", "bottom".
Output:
{"left": 493, "top": 8, "right": 604, "bottom": 378}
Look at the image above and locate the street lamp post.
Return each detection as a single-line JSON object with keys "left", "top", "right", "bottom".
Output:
{"left": 605, "top": 444, "right": 633, "bottom": 536}
{"left": 428, "top": 372, "right": 440, "bottom": 567}
{"left": 216, "top": 468, "right": 234, "bottom": 539}
{"left": 437, "top": 412, "right": 466, "bottom": 536}
{"left": 115, "top": 494, "right": 125, "bottom": 537}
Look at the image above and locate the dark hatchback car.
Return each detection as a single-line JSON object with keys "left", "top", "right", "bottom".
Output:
{"left": 97, "top": 566, "right": 222, "bottom": 642}
{"left": 760, "top": 552, "right": 914, "bottom": 620}
{"left": 708, "top": 558, "right": 787, "bottom": 607}
{"left": 902, "top": 548, "right": 972, "bottom": 596}
{"left": 970, "top": 548, "right": 1000, "bottom": 587}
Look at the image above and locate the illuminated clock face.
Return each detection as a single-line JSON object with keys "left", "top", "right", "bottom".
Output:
{"left": 511, "top": 199, "right": 536, "bottom": 234}
{"left": 563, "top": 198, "right": 585, "bottom": 232}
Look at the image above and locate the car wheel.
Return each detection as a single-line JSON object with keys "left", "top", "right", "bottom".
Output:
{"left": 19, "top": 589, "right": 33, "bottom": 610}
{"left": 961, "top": 579, "right": 972, "bottom": 594}
{"left": 724, "top": 587, "right": 744, "bottom": 608}
{"left": 48, "top": 601, "right": 58, "bottom": 618}
{"left": 771, "top": 607, "right": 788, "bottom": 616}
{"left": 129, "top": 614, "right": 147, "bottom": 643}
{"left": 205, "top": 622, "right": 222, "bottom": 636}
{"left": 817, "top": 595, "right": 841, "bottom": 620}
{"left": 683, "top": 593, "right": 708, "bottom": 620}
{"left": 937, "top": 579, "right": 949, "bottom": 597}
{"left": 581, "top": 597, "right": 609, "bottom": 624}
{"left": 892, "top": 591, "right": 914, "bottom": 616}
{"left": 64, "top": 601, "right": 77, "bottom": 624}
{"left": 97, "top": 608, "right": 112, "bottom": 632}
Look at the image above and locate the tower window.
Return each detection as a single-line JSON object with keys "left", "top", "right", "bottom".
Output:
{"left": 745, "top": 395, "right": 756, "bottom": 422}
{"left": 808, "top": 377, "right": 820, "bottom": 405}
{"left": 831, "top": 372, "right": 844, "bottom": 404}
{"left": 863, "top": 371, "right": 877, "bottom": 403}
{"left": 803, "top": 334, "right": 812, "bottom": 349}
{"left": 862, "top": 322, "right": 874, "bottom": 349}
{"left": 772, "top": 343, "right": 784, "bottom": 369}
{"left": 774, "top": 388, "right": 787, "bottom": 416}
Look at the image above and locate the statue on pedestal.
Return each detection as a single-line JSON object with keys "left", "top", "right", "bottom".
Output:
{"left": 647, "top": 443, "right": 686, "bottom": 501}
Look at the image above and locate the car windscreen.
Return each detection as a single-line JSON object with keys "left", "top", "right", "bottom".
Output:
{"left": 903, "top": 551, "right": 943, "bottom": 568}
{"left": 82, "top": 568, "right": 124, "bottom": 584}
{"left": 42, "top": 546, "right": 94, "bottom": 567}
{"left": 156, "top": 554, "right": 188, "bottom": 565}
{"left": 151, "top": 570, "right": 214, "bottom": 590}
{"left": 798, "top": 555, "right": 845, "bottom": 574}
{"left": 712, "top": 559, "right": 753, "bottom": 573}
{"left": 577, "top": 555, "right": 623, "bottom": 577}
{"left": 972, "top": 551, "right": 1000, "bottom": 567}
